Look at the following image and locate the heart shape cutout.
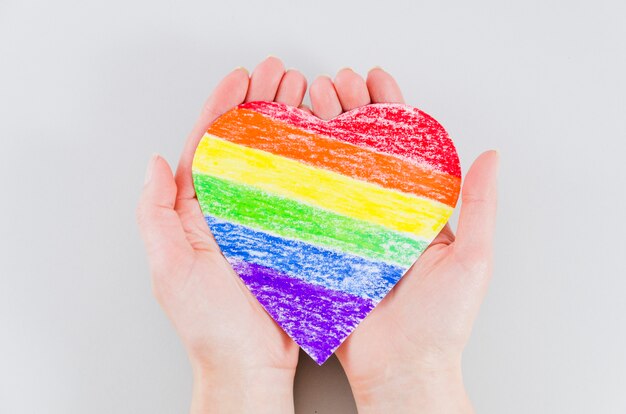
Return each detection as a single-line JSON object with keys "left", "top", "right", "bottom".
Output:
{"left": 192, "top": 101, "right": 461, "bottom": 364}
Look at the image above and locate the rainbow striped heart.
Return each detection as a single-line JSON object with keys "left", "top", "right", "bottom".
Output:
{"left": 192, "top": 101, "right": 461, "bottom": 364}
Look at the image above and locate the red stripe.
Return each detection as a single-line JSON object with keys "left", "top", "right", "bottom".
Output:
{"left": 240, "top": 101, "right": 461, "bottom": 178}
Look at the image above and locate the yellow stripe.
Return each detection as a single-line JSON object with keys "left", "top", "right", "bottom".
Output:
{"left": 192, "top": 134, "right": 453, "bottom": 239}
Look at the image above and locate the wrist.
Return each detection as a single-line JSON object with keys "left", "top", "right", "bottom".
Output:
{"left": 347, "top": 358, "right": 473, "bottom": 414}
{"left": 190, "top": 360, "right": 295, "bottom": 414}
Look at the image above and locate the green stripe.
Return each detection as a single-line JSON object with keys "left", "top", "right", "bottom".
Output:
{"left": 193, "top": 172, "right": 428, "bottom": 267}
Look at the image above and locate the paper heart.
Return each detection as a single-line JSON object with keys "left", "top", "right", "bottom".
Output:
{"left": 192, "top": 101, "right": 461, "bottom": 364}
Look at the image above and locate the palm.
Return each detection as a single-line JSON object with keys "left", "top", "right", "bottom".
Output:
{"left": 306, "top": 68, "right": 498, "bottom": 393}
{"left": 335, "top": 235, "right": 490, "bottom": 384}
{"left": 138, "top": 57, "right": 308, "bottom": 374}
{"left": 161, "top": 200, "right": 300, "bottom": 371}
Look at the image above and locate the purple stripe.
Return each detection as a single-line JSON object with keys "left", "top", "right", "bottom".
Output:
{"left": 230, "top": 259, "right": 376, "bottom": 365}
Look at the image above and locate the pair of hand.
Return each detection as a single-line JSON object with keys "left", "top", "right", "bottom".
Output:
{"left": 137, "top": 56, "right": 498, "bottom": 413}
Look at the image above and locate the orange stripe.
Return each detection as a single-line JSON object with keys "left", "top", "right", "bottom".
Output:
{"left": 207, "top": 108, "right": 461, "bottom": 207}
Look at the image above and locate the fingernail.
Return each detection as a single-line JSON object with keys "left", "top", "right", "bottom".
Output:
{"left": 338, "top": 66, "right": 353, "bottom": 72}
{"left": 370, "top": 65, "right": 385, "bottom": 72}
{"left": 144, "top": 153, "right": 159, "bottom": 185}
{"left": 232, "top": 66, "right": 247, "bottom": 73}
{"left": 493, "top": 150, "right": 500, "bottom": 177}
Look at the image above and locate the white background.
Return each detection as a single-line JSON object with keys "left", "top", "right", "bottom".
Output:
{"left": 1, "top": 0, "right": 625, "bottom": 412}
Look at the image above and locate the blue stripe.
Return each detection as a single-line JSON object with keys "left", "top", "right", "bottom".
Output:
{"left": 206, "top": 216, "right": 406, "bottom": 302}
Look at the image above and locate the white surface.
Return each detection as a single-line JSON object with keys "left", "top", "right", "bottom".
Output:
{"left": 1, "top": 0, "right": 625, "bottom": 412}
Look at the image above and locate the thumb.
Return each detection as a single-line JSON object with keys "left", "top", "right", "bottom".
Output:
{"left": 136, "top": 154, "right": 192, "bottom": 274}
{"left": 454, "top": 150, "right": 499, "bottom": 263}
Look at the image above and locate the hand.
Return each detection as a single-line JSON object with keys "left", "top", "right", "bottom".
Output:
{"left": 136, "top": 57, "right": 307, "bottom": 413}
{"left": 308, "top": 67, "right": 498, "bottom": 413}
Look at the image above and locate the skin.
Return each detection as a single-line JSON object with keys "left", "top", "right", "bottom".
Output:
{"left": 313, "top": 67, "right": 498, "bottom": 413}
{"left": 137, "top": 57, "right": 498, "bottom": 413}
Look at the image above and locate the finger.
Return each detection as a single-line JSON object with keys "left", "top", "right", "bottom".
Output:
{"left": 454, "top": 150, "right": 499, "bottom": 261}
{"left": 366, "top": 67, "right": 405, "bottom": 104}
{"left": 175, "top": 197, "right": 221, "bottom": 254}
{"left": 430, "top": 223, "right": 455, "bottom": 246}
{"left": 275, "top": 69, "right": 307, "bottom": 107}
{"left": 299, "top": 104, "right": 313, "bottom": 114}
{"left": 334, "top": 68, "right": 370, "bottom": 111}
{"left": 176, "top": 67, "right": 249, "bottom": 200}
{"left": 309, "top": 75, "right": 342, "bottom": 120}
{"left": 137, "top": 154, "right": 193, "bottom": 275}
{"left": 245, "top": 56, "right": 285, "bottom": 102}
